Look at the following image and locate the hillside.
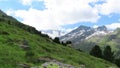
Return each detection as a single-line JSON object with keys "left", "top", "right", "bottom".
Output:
{"left": 0, "top": 10, "right": 118, "bottom": 68}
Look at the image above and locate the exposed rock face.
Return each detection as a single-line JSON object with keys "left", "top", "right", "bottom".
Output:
{"left": 41, "top": 60, "right": 76, "bottom": 68}
{"left": 19, "top": 63, "right": 30, "bottom": 68}
{"left": 19, "top": 45, "right": 30, "bottom": 50}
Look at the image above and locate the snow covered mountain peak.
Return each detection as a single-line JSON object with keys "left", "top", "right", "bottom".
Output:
{"left": 96, "top": 25, "right": 107, "bottom": 31}
{"left": 85, "top": 26, "right": 110, "bottom": 40}
{"left": 60, "top": 25, "right": 111, "bottom": 43}
{"left": 41, "top": 30, "right": 66, "bottom": 39}
{"left": 41, "top": 25, "right": 111, "bottom": 41}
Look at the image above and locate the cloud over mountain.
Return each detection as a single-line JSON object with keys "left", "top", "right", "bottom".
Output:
{"left": 5, "top": 0, "right": 120, "bottom": 30}
{"left": 106, "top": 23, "right": 120, "bottom": 29}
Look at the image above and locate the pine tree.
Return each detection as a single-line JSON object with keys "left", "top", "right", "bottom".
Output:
{"left": 66, "top": 41, "right": 72, "bottom": 44}
{"left": 53, "top": 37, "right": 60, "bottom": 44}
{"left": 90, "top": 45, "right": 102, "bottom": 58}
{"left": 61, "top": 42, "right": 67, "bottom": 46}
{"left": 103, "top": 46, "right": 114, "bottom": 62}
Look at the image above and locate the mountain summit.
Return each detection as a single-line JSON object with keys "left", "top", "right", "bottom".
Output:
{"left": 96, "top": 25, "right": 107, "bottom": 31}
{"left": 60, "top": 25, "right": 109, "bottom": 42}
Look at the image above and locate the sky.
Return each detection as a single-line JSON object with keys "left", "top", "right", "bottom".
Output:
{"left": 0, "top": 0, "right": 120, "bottom": 32}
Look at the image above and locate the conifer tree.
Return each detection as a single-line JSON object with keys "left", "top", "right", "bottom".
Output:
{"left": 90, "top": 45, "right": 102, "bottom": 58}
{"left": 103, "top": 46, "right": 114, "bottom": 62}
{"left": 53, "top": 37, "right": 60, "bottom": 44}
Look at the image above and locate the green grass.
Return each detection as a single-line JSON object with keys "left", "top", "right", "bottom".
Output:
{"left": 0, "top": 11, "right": 118, "bottom": 68}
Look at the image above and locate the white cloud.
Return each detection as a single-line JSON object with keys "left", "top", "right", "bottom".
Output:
{"left": 14, "top": 8, "right": 62, "bottom": 30}
{"left": 6, "top": 0, "right": 120, "bottom": 31}
{"left": 95, "top": 0, "right": 120, "bottom": 15}
{"left": 106, "top": 23, "right": 120, "bottom": 29}
{"left": 9, "top": 0, "right": 100, "bottom": 30}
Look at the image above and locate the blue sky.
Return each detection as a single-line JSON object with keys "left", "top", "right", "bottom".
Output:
{"left": 0, "top": 0, "right": 120, "bottom": 32}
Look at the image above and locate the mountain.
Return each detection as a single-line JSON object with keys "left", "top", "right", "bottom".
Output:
{"left": 60, "top": 25, "right": 120, "bottom": 58}
{"left": 0, "top": 10, "right": 118, "bottom": 68}
{"left": 86, "top": 26, "right": 112, "bottom": 40}
{"left": 60, "top": 25, "right": 110, "bottom": 43}
{"left": 60, "top": 25, "right": 94, "bottom": 42}
{"left": 60, "top": 25, "right": 111, "bottom": 51}
{"left": 41, "top": 30, "right": 66, "bottom": 39}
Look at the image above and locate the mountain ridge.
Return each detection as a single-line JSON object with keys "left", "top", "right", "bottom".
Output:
{"left": 60, "top": 25, "right": 110, "bottom": 43}
{"left": 59, "top": 25, "right": 112, "bottom": 52}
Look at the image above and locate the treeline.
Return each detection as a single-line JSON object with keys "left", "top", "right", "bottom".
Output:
{"left": 90, "top": 45, "right": 120, "bottom": 67}
{"left": 53, "top": 37, "right": 72, "bottom": 46}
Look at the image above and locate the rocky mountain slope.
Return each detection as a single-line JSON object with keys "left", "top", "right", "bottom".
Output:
{"left": 60, "top": 26, "right": 111, "bottom": 48}
{"left": 0, "top": 10, "right": 118, "bottom": 68}
{"left": 60, "top": 25, "right": 115, "bottom": 52}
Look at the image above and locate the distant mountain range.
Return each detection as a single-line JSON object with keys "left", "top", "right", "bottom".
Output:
{"left": 60, "top": 25, "right": 110, "bottom": 43}
{"left": 41, "top": 30, "right": 66, "bottom": 38}
{"left": 42, "top": 25, "right": 116, "bottom": 52}
{"left": 58, "top": 25, "right": 114, "bottom": 52}
{"left": 42, "top": 25, "right": 111, "bottom": 39}
{"left": 41, "top": 25, "right": 112, "bottom": 52}
{"left": 59, "top": 25, "right": 120, "bottom": 56}
{"left": 41, "top": 25, "right": 120, "bottom": 56}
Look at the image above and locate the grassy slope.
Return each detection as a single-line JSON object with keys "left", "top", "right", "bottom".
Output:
{"left": 0, "top": 14, "right": 118, "bottom": 68}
